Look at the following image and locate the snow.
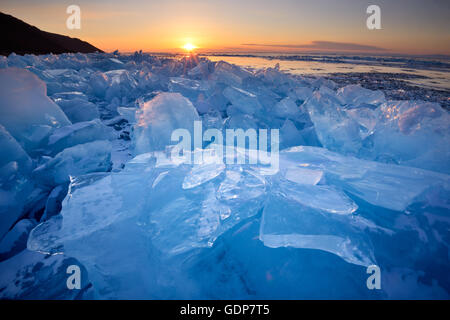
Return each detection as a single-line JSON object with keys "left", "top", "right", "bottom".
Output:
{"left": 0, "top": 51, "right": 447, "bottom": 299}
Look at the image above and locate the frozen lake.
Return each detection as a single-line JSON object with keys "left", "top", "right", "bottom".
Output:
{"left": 203, "top": 53, "right": 450, "bottom": 91}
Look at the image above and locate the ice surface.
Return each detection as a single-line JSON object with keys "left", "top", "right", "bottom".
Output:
{"left": 27, "top": 149, "right": 268, "bottom": 297}
{"left": 304, "top": 86, "right": 450, "bottom": 173}
{"left": 223, "top": 86, "right": 262, "bottom": 115}
{"left": 89, "top": 71, "right": 109, "bottom": 98}
{"left": 337, "top": 84, "right": 386, "bottom": 108}
{"left": 0, "top": 219, "right": 36, "bottom": 261}
{"left": 133, "top": 92, "right": 200, "bottom": 154}
{"left": 168, "top": 77, "right": 210, "bottom": 101}
{"left": 0, "top": 125, "right": 38, "bottom": 239}
{"left": 304, "top": 87, "right": 362, "bottom": 154}
{"left": 33, "top": 140, "right": 112, "bottom": 186}
{"left": 271, "top": 97, "right": 300, "bottom": 119}
{"left": 0, "top": 68, "right": 71, "bottom": 152}
{"left": 53, "top": 97, "right": 100, "bottom": 123}
{"left": 210, "top": 61, "right": 252, "bottom": 87}
{"left": 280, "top": 119, "right": 305, "bottom": 149}
{"left": 27, "top": 144, "right": 449, "bottom": 297}
{"left": 259, "top": 181, "right": 373, "bottom": 267}
{"left": 369, "top": 100, "right": 450, "bottom": 173}
{"left": 45, "top": 119, "right": 115, "bottom": 156}
{"left": 117, "top": 106, "right": 137, "bottom": 123}
{"left": 0, "top": 52, "right": 447, "bottom": 299}
{"left": 280, "top": 146, "right": 450, "bottom": 211}
{"left": 0, "top": 250, "right": 92, "bottom": 299}
{"left": 0, "top": 124, "right": 32, "bottom": 173}
{"left": 40, "top": 184, "right": 69, "bottom": 221}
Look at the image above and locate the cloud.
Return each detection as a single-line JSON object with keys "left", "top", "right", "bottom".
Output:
{"left": 241, "top": 41, "right": 387, "bottom": 52}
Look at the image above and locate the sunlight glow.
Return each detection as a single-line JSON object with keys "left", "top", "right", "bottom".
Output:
{"left": 182, "top": 43, "right": 197, "bottom": 51}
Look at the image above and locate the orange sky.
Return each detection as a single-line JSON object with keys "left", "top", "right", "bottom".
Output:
{"left": 1, "top": 0, "right": 449, "bottom": 55}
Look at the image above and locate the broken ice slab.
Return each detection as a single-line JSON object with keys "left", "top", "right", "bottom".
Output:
{"left": 45, "top": 119, "right": 115, "bottom": 156}
{"left": 223, "top": 86, "right": 263, "bottom": 115}
{"left": 182, "top": 162, "right": 226, "bottom": 189}
{"left": 133, "top": 92, "right": 200, "bottom": 154}
{"left": 0, "top": 124, "right": 32, "bottom": 174}
{"left": 370, "top": 100, "right": 450, "bottom": 173}
{"left": 209, "top": 61, "right": 252, "bottom": 87}
{"left": 279, "top": 119, "right": 305, "bottom": 149}
{"left": 0, "top": 219, "right": 36, "bottom": 261}
{"left": 270, "top": 97, "right": 300, "bottom": 119}
{"left": 0, "top": 125, "right": 41, "bottom": 239}
{"left": 259, "top": 183, "right": 374, "bottom": 266}
{"left": 280, "top": 146, "right": 450, "bottom": 212}
{"left": 53, "top": 98, "right": 100, "bottom": 123}
{"left": 304, "top": 87, "right": 363, "bottom": 154}
{"left": 0, "top": 249, "right": 92, "bottom": 299}
{"left": 89, "top": 71, "right": 109, "bottom": 98}
{"left": 33, "top": 140, "right": 112, "bottom": 186}
{"left": 0, "top": 68, "right": 71, "bottom": 152}
{"left": 117, "top": 106, "right": 137, "bottom": 123}
{"left": 168, "top": 77, "right": 210, "bottom": 101}
{"left": 275, "top": 179, "right": 358, "bottom": 215}
{"left": 27, "top": 149, "right": 267, "bottom": 297}
{"left": 337, "top": 84, "right": 386, "bottom": 108}
{"left": 283, "top": 166, "right": 323, "bottom": 185}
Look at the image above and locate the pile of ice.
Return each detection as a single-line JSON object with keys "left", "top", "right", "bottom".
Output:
{"left": 0, "top": 52, "right": 449, "bottom": 299}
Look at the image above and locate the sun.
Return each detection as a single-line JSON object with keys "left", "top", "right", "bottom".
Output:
{"left": 182, "top": 43, "right": 197, "bottom": 51}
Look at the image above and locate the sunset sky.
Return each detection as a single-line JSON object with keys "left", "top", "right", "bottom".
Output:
{"left": 1, "top": 0, "right": 449, "bottom": 55}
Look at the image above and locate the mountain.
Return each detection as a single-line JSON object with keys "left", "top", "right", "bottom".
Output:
{"left": 0, "top": 12, "right": 103, "bottom": 56}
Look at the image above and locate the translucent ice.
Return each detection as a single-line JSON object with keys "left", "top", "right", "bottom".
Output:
{"left": 304, "top": 88, "right": 362, "bottom": 154}
{"left": 45, "top": 119, "right": 115, "bottom": 156}
{"left": 280, "top": 119, "right": 305, "bottom": 149}
{"left": 280, "top": 146, "right": 449, "bottom": 211}
{"left": 210, "top": 61, "right": 251, "bottom": 87}
{"left": 33, "top": 140, "right": 112, "bottom": 186}
{"left": 133, "top": 92, "right": 200, "bottom": 154}
{"left": 0, "top": 219, "right": 36, "bottom": 261}
{"left": 337, "top": 84, "right": 386, "bottom": 108}
{"left": 259, "top": 180, "right": 373, "bottom": 267}
{"left": 53, "top": 97, "right": 99, "bottom": 123}
{"left": 0, "top": 125, "right": 32, "bottom": 174}
{"left": 271, "top": 97, "right": 300, "bottom": 119}
{"left": 0, "top": 250, "right": 91, "bottom": 299}
{"left": 89, "top": 71, "right": 109, "bottom": 98}
{"left": 1, "top": 51, "right": 447, "bottom": 299}
{"left": 0, "top": 125, "right": 36, "bottom": 239}
{"left": 369, "top": 100, "right": 450, "bottom": 173}
{"left": 223, "top": 86, "right": 263, "bottom": 115}
{"left": 168, "top": 77, "right": 210, "bottom": 101}
{"left": 28, "top": 149, "right": 266, "bottom": 297}
{"left": 0, "top": 68, "right": 71, "bottom": 152}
